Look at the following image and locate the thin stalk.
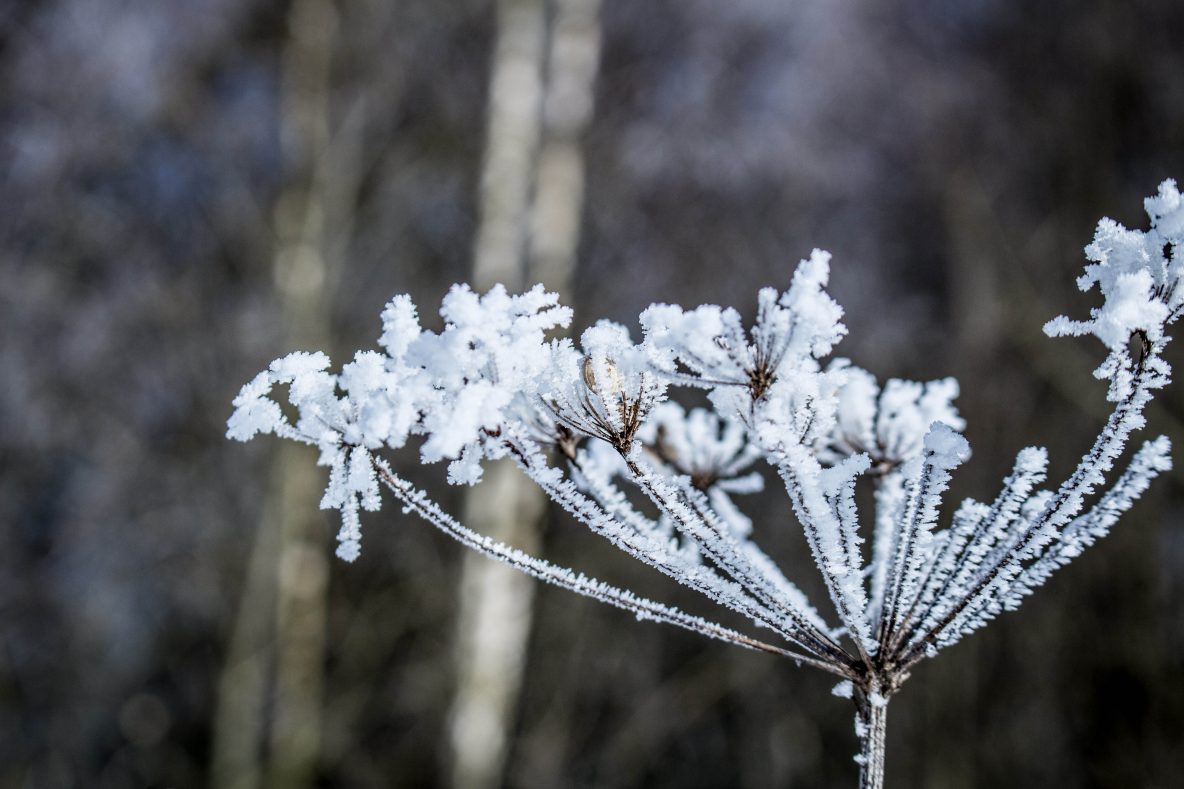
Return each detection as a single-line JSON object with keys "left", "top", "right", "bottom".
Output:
{"left": 856, "top": 695, "right": 889, "bottom": 789}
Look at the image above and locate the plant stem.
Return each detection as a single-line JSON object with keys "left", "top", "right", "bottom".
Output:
{"left": 856, "top": 696, "right": 888, "bottom": 789}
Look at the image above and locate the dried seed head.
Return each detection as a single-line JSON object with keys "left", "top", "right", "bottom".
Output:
{"left": 581, "top": 356, "right": 596, "bottom": 390}
{"left": 582, "top": 356, "right": 624, "bottom": 397}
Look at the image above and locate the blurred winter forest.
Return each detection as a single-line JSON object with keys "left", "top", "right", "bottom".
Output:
{"left": 3, "top": 0, "right": 1184, "bottom": 787}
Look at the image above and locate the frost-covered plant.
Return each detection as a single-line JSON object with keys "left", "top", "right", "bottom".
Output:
{"left": 229, "top": 181, "right": 1184, "bottom": 788}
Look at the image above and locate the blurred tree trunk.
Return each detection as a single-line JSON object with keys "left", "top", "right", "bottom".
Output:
{"left": 448, "top": 3, "right": 546, "bottom": 788}
{"left": 448, "top": 2, "right": 601, "bottom": 788}
{"left": 528, "top": 0, "right": 602, "bottom": 299}
{"left": 212, "top": 2, "right": 365, "bottom": 787}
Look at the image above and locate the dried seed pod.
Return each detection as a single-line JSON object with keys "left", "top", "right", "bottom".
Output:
{"left": 582, "top": 356, "right": 624, "bottom": 397}
{"left": 581, "top": 356, "right": 597, "bottom": 390}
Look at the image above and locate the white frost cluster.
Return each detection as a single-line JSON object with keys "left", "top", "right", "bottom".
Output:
{"left": 818, "top": 365, "right": 963, "bottom": 469}
{"left": 1045, "top": 178, "right": 1184, "bottom": 400}
{"left": 636, "top": 402, "right": 764, "bottom": 537}
{"left": 640, "top": 249, "right": 848, "bottom": 449}
{"left": 229, "top": 183, "right": 1179, "bottom": 731}
{"left": 229, "top": 284, "right": 572, "bottom": 558}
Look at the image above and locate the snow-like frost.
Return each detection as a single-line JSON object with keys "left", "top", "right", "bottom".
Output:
{"left": 923, "top": 423, "right": 971, "bottom": 470}
{"left": 1045, "top": 179, "right": 1184, "bottom": 401}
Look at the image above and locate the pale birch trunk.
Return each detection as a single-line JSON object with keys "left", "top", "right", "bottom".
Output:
{"left": 449, "top": 1, "right": 602, "bottom": 787}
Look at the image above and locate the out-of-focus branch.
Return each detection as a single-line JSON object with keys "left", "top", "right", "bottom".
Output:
{"left": 449, "top": 2, "right": 602, "bottom": 788}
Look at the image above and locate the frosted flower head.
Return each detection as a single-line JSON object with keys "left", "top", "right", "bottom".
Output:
{"left": 817, "top": 363, "right": 965, "bottom": 471}
{"left": 411, "top": 283, "right": 571, "bottom": 466}
{"left": 226, "top": 351, "right": 390, "bottom": 562}
{"left": 641, "top": 250, "right": 846, "bottom": 420}
{"left": 509, "top": 391, "right": 586, "bottom": 461}
{"left": 1045, "top": 179, "right": 1184, "bottom": 400}
{"left": 747, "top": 360, "right": 851, "bottom": 454}
{"left": 640, "top": 402, "right": 760, "bottom": 490}
{"left": 543, "top": 322, "right": 667, "bottom": 451}
{"left": 228, "top": 351, "right": 367, "bottom": 453}
{"left": 227, "top": 284, "right": 573, "bottom": 557}
{"left": 227, "top": 370, "right": 287, "bottom": 443}
{"left": 639, "top": 402, "right": 763, "bottom": 537}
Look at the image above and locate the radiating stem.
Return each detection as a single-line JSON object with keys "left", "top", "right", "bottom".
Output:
{"left": 856, "top": 695, "right": 888, "bottom": 789}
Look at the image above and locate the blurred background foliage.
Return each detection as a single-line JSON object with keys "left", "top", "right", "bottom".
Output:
{"left": 2, "top": 0, "right": 1184, "bottom": 787}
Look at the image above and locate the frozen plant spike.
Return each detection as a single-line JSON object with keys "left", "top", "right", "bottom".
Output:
{"left": 229, "top": 182, "right": 1181, "bottom": 789}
